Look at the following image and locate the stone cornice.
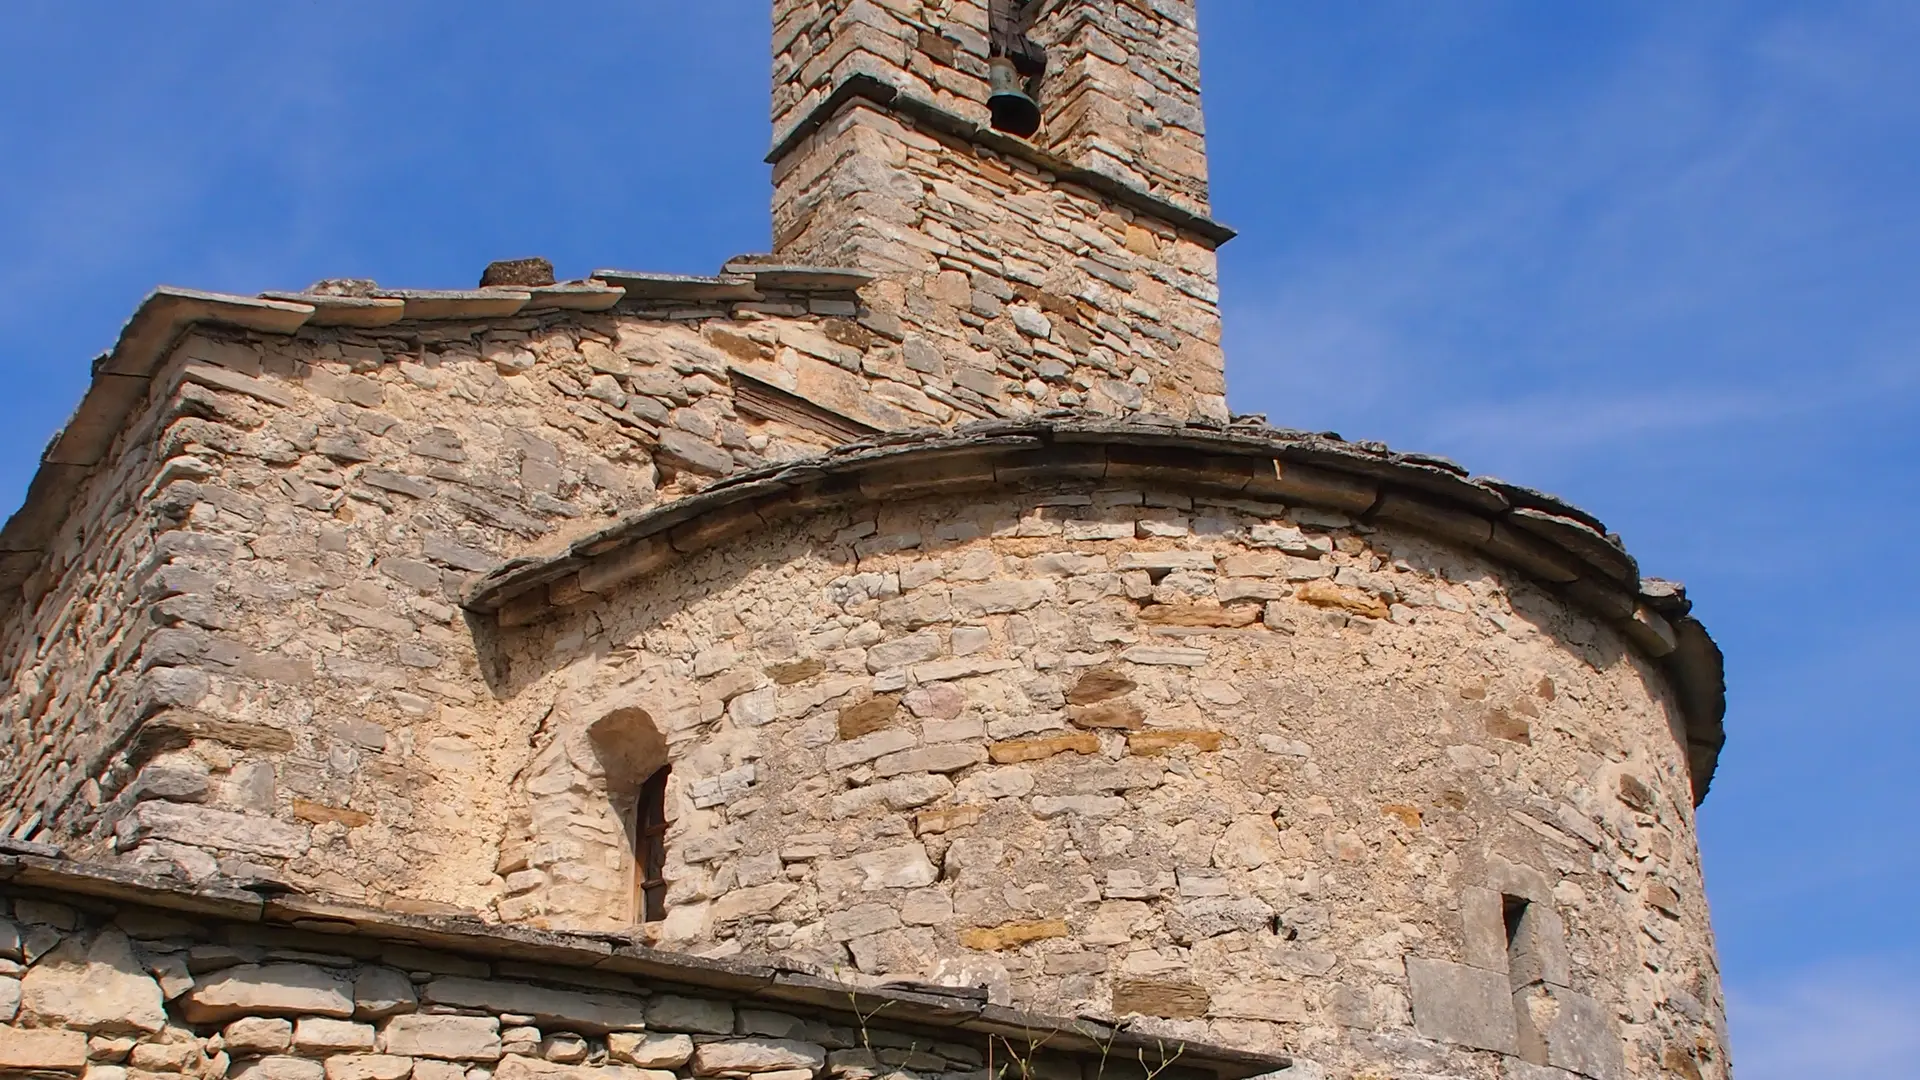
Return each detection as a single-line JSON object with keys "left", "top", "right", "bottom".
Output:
{"left": 463, "top": 417, "right": 1727, "bottom": 804}
{"left": 765, "top": 73, "right": 1238, "bottom": 247}
{"left": 0, "top": 848, "right": 1291, "bottom": 1078}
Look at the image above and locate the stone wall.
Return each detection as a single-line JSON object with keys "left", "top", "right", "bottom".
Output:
{"left": 770, "top": 103, "right": 1227, "bottom": 423}
{"left": 0, "top": 373, "right": 177, "bottom": 847}
{"left": 1027, "top": 0, "right": 1210, "bottom": 212}
{"left": 484, "top": 480, "right": 1728, "bottom": 1080}
{"left": 773, "top": 0, "right": 995, "bottom": 143}
{"left": 0, "top": 274, "right": 1219, "bottom": 892}
{"left": 0, "top": 862, "right": 1284, "bottom": 1080}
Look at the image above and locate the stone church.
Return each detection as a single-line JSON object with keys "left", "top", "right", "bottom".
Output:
{"left": 0, "top": 3, "right": 1730, "bottom": 1079}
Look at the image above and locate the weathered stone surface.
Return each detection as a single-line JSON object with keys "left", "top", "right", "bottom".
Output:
{"left": 836, "top": 695, "right": 900, "bottom": 738}
{"left": 1501, "top": 1062, "right": 1581, "bottom": 1080}
{"left": 1461, "top": 887, "right": 1510, "bottom": 973}
{"left": 608, "top": 1033, "right": 694, "bottom": 1069}
{"left": 1168, "top": 896, "right": 1274, "bottom": 942}
{"left": 1118, "top": 645, "right": 1210, "bottom": 667}
{"left": 871, "top": 743, "right": 986, "bottom": 776}
{"left": 1515, "top": 986, "right": 1625, "bottom": 1080}
{"left": 1067, "top": 667, "right": 1135, "bottom": 705}
{"left": 1295, "top": 579, "right": 1391, "bottom": 619}
{"left": 1111, "top": 980, "right": 1210, "bottom": 1019}
{"left": 0, "top": 1025, "right": 88, "bottom": 1070}
{"left": 959, "top": 921, "right": 1069, "bottom": 951}
{"left": 497, "top": 1059, "right": 676, "bottom": 1080}
{"left": 295, "top": 1018, "right": 378, "bottom": 1053}
{"left": 645, "top": 995, "right": 734, "bottom": 1035}
{"left": 1213, "top": 814, "right": 1285, "bottom": 870}
{"left": 19, "top": 929, "right": 166, "bottom": 1033}
{"left": 182, "top": 963, "right": 354, "bottom": 1023}
{"left": 1067, "top": 701, "right": 1144, "bottom": 730}
{"left": 423, "top": 976, "right": 649, "bottom": 1033}
{"left": 352, "top": 967, "right": 416, "bottom": 1019}
{"left": 1507, "top": 904, "right": 1572, "bottom": 989}
{"left": 323, "top": 1055, "right": 417, "bottom": 1080}
{"left": 1126, "top": 729, "right": 1226, "bottom": 755}
{"left": 379, "top": 1015, "right": 502, "bottom": 1061}
{"left": 988, "top": 733, "right": 1099, "bottom": 763}
{"left": 854, "top": 844, "right": 938, "bottom": 889}
{"left": 691, "top": 1038, "right": 827, "bottom": 1076}
{"left": 1408, "top": 958, "right": 1518, "bottom": 1055}
{"left": 226, "top": 1017, "right": 295, "bottom": 1054}
{"left": 229, "top": 1057, "right": 327, "bottom": 1080}
{"left": 1209, "top": 982, "right": 1308, "bottom": 1023}
{"left": 711, "top": 882, "right": 799, "bottom": 922}
{"left": 1138, "top": 603, "right": 1259, "bottom": 627}
{"left": 122, "top": 802, "right": 311, "bottom": 858}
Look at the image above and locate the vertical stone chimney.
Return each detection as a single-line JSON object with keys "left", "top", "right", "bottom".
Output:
{"left": 766, "top": 0, "right": 1232, "bottom": 422}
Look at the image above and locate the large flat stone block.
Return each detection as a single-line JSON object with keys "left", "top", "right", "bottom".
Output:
{"left": 1408, "top": 957, "right": 1518, "bottom": 1055}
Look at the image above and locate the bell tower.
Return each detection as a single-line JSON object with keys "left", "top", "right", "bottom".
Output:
{"left": 765, "top": 0, "right": 1232, "bottom": 423}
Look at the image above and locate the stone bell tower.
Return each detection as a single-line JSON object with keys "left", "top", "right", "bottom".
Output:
{"left": 766, "top": 0, "right": 1232, "bottom": 422}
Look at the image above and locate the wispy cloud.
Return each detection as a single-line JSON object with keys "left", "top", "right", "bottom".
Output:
{"left": 1218, "top": 0, "right": 1920, "bottom": 470}
{"left": 1728, "top": 958, "right": 1920, "bottom": 1080}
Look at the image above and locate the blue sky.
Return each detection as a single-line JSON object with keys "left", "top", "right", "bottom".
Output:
{"left": 3, "top": 2, "right": 1915, "bottom": 1073}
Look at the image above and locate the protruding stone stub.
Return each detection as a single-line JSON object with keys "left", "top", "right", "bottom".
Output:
{"left": 307, "top": 279, "right": 379, "bottom": 297}
{"left": 480, "top": 258, "right": 557, "bottom": 288}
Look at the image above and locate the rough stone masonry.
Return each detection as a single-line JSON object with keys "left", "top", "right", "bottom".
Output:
{"left": 0, "top": 2, "right": 1732, "bottom": 1080}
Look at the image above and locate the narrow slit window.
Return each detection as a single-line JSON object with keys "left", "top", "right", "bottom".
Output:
{"left": 1503, "top": 895, "right": 1529, "bottom": 951}
{"left": 1504, "top": 894, "right": 1544, "bottom": 990}
{"left": 635, "top": 765, "right": 671, "bottom": 923}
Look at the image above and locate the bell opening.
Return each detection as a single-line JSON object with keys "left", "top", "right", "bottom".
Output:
{"left": 987, "top": 56, "right": 1042, "bottom": 139}
{"left": 989, "top": 92, "right": 1042, "bottom": 138}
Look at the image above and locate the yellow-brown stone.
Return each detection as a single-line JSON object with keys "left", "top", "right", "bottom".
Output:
{"left": 1137, "top": 603, "right": 1260, "bottom": 627}
{"left": 913, "top": 805, "right": 984, "bottom": 836}
{"left": 1295, "top": 580, "right": 1390, "bottom": 619}
{"left": 1126, "top": 729, "right": 1227, "bottom": 755}
{"left": 1381, "top": 804, "right": 1423, "bottom": 829}
{"left": 988, "top": 733, "right": 1101, "bottom": 764}
{"left": 1067, "top": 701, "right": 1144, "bottom": 730}
{"left": 959, "top": 920, "right": 1070, "bottom": 951}
{"left": 292, "top": 800, "right": 373, "bottom": 828}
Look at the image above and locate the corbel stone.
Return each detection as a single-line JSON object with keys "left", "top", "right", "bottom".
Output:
{"left": 261, "top": 292, "right": 407, "bottom": 328}
{"left": 1481, "top": 521, "right": 1585, "bottom": 585}
{"left": 1508, "top": 507, "right": 1638, "bottom": 585}
{"left": 578, "top": 538, "right": 675, "bottom": 595}
{"left": 1373, "top": 492, "right": 1495, "bottom": 548}
{"left": 1247, "top": 459, "right": 1377, "bottom": 514}
{"left": 1625, "top": 603, "right": 1679, "bottom": 658}
{"left": 377, "top": 289, "right": 532, "bottom": 321}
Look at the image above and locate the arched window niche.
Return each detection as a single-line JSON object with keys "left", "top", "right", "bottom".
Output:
{"left": 498, "top": 702, "right": 669, "bottom": 932}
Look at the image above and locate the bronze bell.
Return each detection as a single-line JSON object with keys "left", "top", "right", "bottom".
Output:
{"left": 988, "top": 56, "right": 1042, "bottom": 138}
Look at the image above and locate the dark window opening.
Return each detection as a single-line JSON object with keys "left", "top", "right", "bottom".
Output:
{"left": 635, "top": 766, "right": 671, "bottom": 923}
{"left": 1503, "top": 894, "right": 1529, "bottom": 949}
